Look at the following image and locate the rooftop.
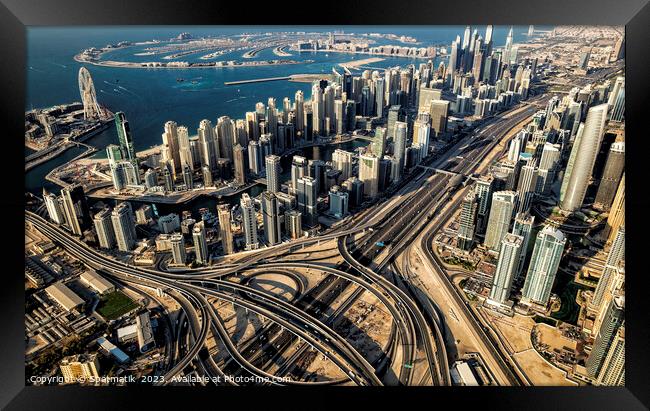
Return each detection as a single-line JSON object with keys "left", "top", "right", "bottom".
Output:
{"left": 80, "top": 270, "right": 114, "bottom": 294}
{"left": 45, "top": 282, "right": 84, "bottom": 311}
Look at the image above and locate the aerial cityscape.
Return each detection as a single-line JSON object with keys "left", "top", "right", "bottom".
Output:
{"left": 25, "top": 25, "right": 625, "bottom": 386}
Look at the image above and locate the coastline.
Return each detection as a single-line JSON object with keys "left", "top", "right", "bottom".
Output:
{"left": 73, "top": 54, "right": 313, "bottom": 69}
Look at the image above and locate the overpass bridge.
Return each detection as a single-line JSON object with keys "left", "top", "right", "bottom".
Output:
{"left": 414, "top": 165, "right": 460, "bottom": 177}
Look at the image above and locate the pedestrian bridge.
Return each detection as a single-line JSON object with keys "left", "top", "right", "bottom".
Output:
{"left": 414, "top": 165, "right": 461, "bottom": 177}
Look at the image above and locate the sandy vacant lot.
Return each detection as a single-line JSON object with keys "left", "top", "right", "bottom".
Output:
{"left": 514, "top": 349, "right": 577, "bottom": 386}
{"left": 481, "top": 310, "right": 576, "bottom": 386}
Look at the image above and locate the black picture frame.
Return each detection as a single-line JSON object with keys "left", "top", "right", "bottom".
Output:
{"left": 4, "top": 0, "right": 649, "bottom": 409}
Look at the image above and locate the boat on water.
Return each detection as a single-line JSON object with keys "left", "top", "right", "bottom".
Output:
{"left": 176, "top": 78, "right": 185, "bottom": 82}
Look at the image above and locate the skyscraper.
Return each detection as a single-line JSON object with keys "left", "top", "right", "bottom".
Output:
{"left": 217, "top": 204, "right": 234, "bottom": 255}
{"left": 296, "top": 175, "right": 318, "bottom": 226}
{"left": 511, "top": 212, "right": 535, "bottom": 278}
{"left": 111, "top": 159, "right": 136, "bottom": 188}
{"left": 413, "top": 113, "right": 431, "bottom": 160}
{"left": 474, "top": 176, "right": 494, "bottom": 234}
{"left": 163, "top": 164, "right": 174, "bottom": 192}
{"left": 343, "top": 177, "right": 364, "bottom": 209}
{"left": 485, "top": 25, "right": 494, "bottom": 47}
{"left": 311, "top": 83, "right": 324, "bottom": 137}
{"left": 561, "top": 104, "right": 608, "bottom": 211}
{"left": 359, "top": 153, "right": 380, "bottom": 199}
{"left": 516, "top": 161, "right": 538, "bottom": 214}
{"left": 607, "top": 76, "right": 624, "bottom": 107}
{"left": 245, "top": 111, "right": 259, "bottom": 141}
{"left": 386, "top": 106, "right": 401, "bottom": 140}
{"left": 201, "top": 165, "right": 213, "bottom": 188}
{"left": 294, "top": 90, "right": 305, "bottom": 132}
{"left": 290, "top": 155, "right": 308, "bottom": 195}
{"left": 372, "top": 127, "right": 387, "bottom": 157}
{"left": 328, "top": 186, "right": 349, "bottom": 218}
{"left": 334, "top": 99, "right": 345, "bottom": 134}
{"left": 454, "top": 182, "right": 479, "bottom": 247}
{"left": 488, "top": 233, "right": 524, "bottom": 306}
{"left": 192, "top": 221, "right": 209, "bottom": 264}
{"left": 115, "top": 112, "right": 139, "bottom": 183}
{"left": 537, "top": 143, "right": 560, "bottom": 194}
{"left": 261, "top": 191, "right": 282, "bottom": 246}
{"left": 233, "top": 144, "right": 247, "bottom": 186}
{"left": 240, "top": 193, "right": 259, "bottom": 251}
{"left": 285, "top": 209, "right": 303, "bottom": 240}
{"left": 61, "top": 184, "right": 91, "bottom": 236}
{"left": 93, "top": 208, "right": 115, "bottom": 249}
{"left": 216, "top": 116, "right": 235, "bottom": 162}
{"left": 586, "top": 295, "right": 625, "bottom": 378}
{"left": 345, "top": 100, "right": 356, "bottom": 132}
{"left": 106, "top": 144, "right": 124, "bottom": 190}
{"left": 462, "top": 26, "right": 471, "bottom": 50}
{"left": 111, "top": 203, "right": 137, "bottom": 252}
{"left": 266, "top": 98, "right": 278, "bottom": 139}
{"left": 430, "top": 100, "right": 449, "bottom": 136}
{"left": 162, "top": 121, "right": 181, "bottom": 178}
{"left": 43, "top": 188, "right": 66, "bottom": 225}
{"left": 448, "top": 39, "right": 460, "bottom": 75}
{"left": 560, "top": 123, "right": 584, "bottom": 202}
{"left": 595, "top": 325, "right": 625, "bottom": 386}
{"left": 521, "top": 225, "right": 567, "bottom": 307}
{"left": 198, "top": 119, "right": 218, "bottom": 172}
{"left": 375, "top": 77, "right": 385, "bottom": 117}
{"left": 332, "top": 149, "right": 353, "bottom": 181}
{"left": 247, "top": 140, "right": 262, "bottom": 175}
{"left": 170, "top": 233, "right": 187, "bottom": 265}
{"left": 392, "top": 121, "right": 408, "bottom": 181}
{"left": 602, "top": 171, "right": 624, "bottom": 244}
{"left": 595, "top": 142, "right": 624, "bottom": 209}
{"left": 144, "top": 168, "right": 158, "bottom": 189}
{"left": 265, "top": 155, "right": 281, "bottom": 193}
{"left": 418, "top": 87, "right": 443, "bottom": 115}
{"left": 484, "top": 191, "right": 518, "bottom": 252}
{"left": 177, "top": 126, "right": 194, "bottom": 172}
{"left": 182, "top": 164, "right": 193, "bottom": 189}
{"left": 508, "top": 132, "right": 526, "bottom": 163}
{"left": 504, "top": 26, "right": 514, "bottom": 63}
{"left": 591, "top": 226, "right": 625, "bottom": 311}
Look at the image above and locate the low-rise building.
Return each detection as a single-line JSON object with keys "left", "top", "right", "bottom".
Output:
{"left": 59, "top": 353, "right": 100, "bottom": 383}
{"left": 80, "top": 270, "right": 115, "bottom": 295}
{"left": 116, "top": 324, "right": 138, "bottom": 343}
{"left": 45, "top": 282, "right": 84, "bottom": 312}
{"left": 450, "top": 361, "right": 480, "bottom": 386}
{"left": 136, "top": 311, "right": 155, "bottom": 353}
{"left": 97, "top": 337, "right": 130, "bottom": 364}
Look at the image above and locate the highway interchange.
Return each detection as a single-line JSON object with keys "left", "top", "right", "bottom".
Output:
{"left": 27, "top": 88, "right": 574, "bottom": 386}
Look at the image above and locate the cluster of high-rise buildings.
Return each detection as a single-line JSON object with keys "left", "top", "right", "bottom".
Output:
{"left": 38, "top": 27, "right": 626, "bottom": 387}
{"left": 103, "top": 27, "right": 542, "bottom": 198}
{"left": 450, "top": 60, "right": 624, "bottom": 385}
{"left": 47, "top": 25, "right": 545, "bottom": 267}
{"left": 456, "top": 74, "right": 625, "bottom": 308}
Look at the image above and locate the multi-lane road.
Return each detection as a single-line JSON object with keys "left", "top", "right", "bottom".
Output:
{"left": 28, "top": 90, "right": 561, "bottom": 385}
